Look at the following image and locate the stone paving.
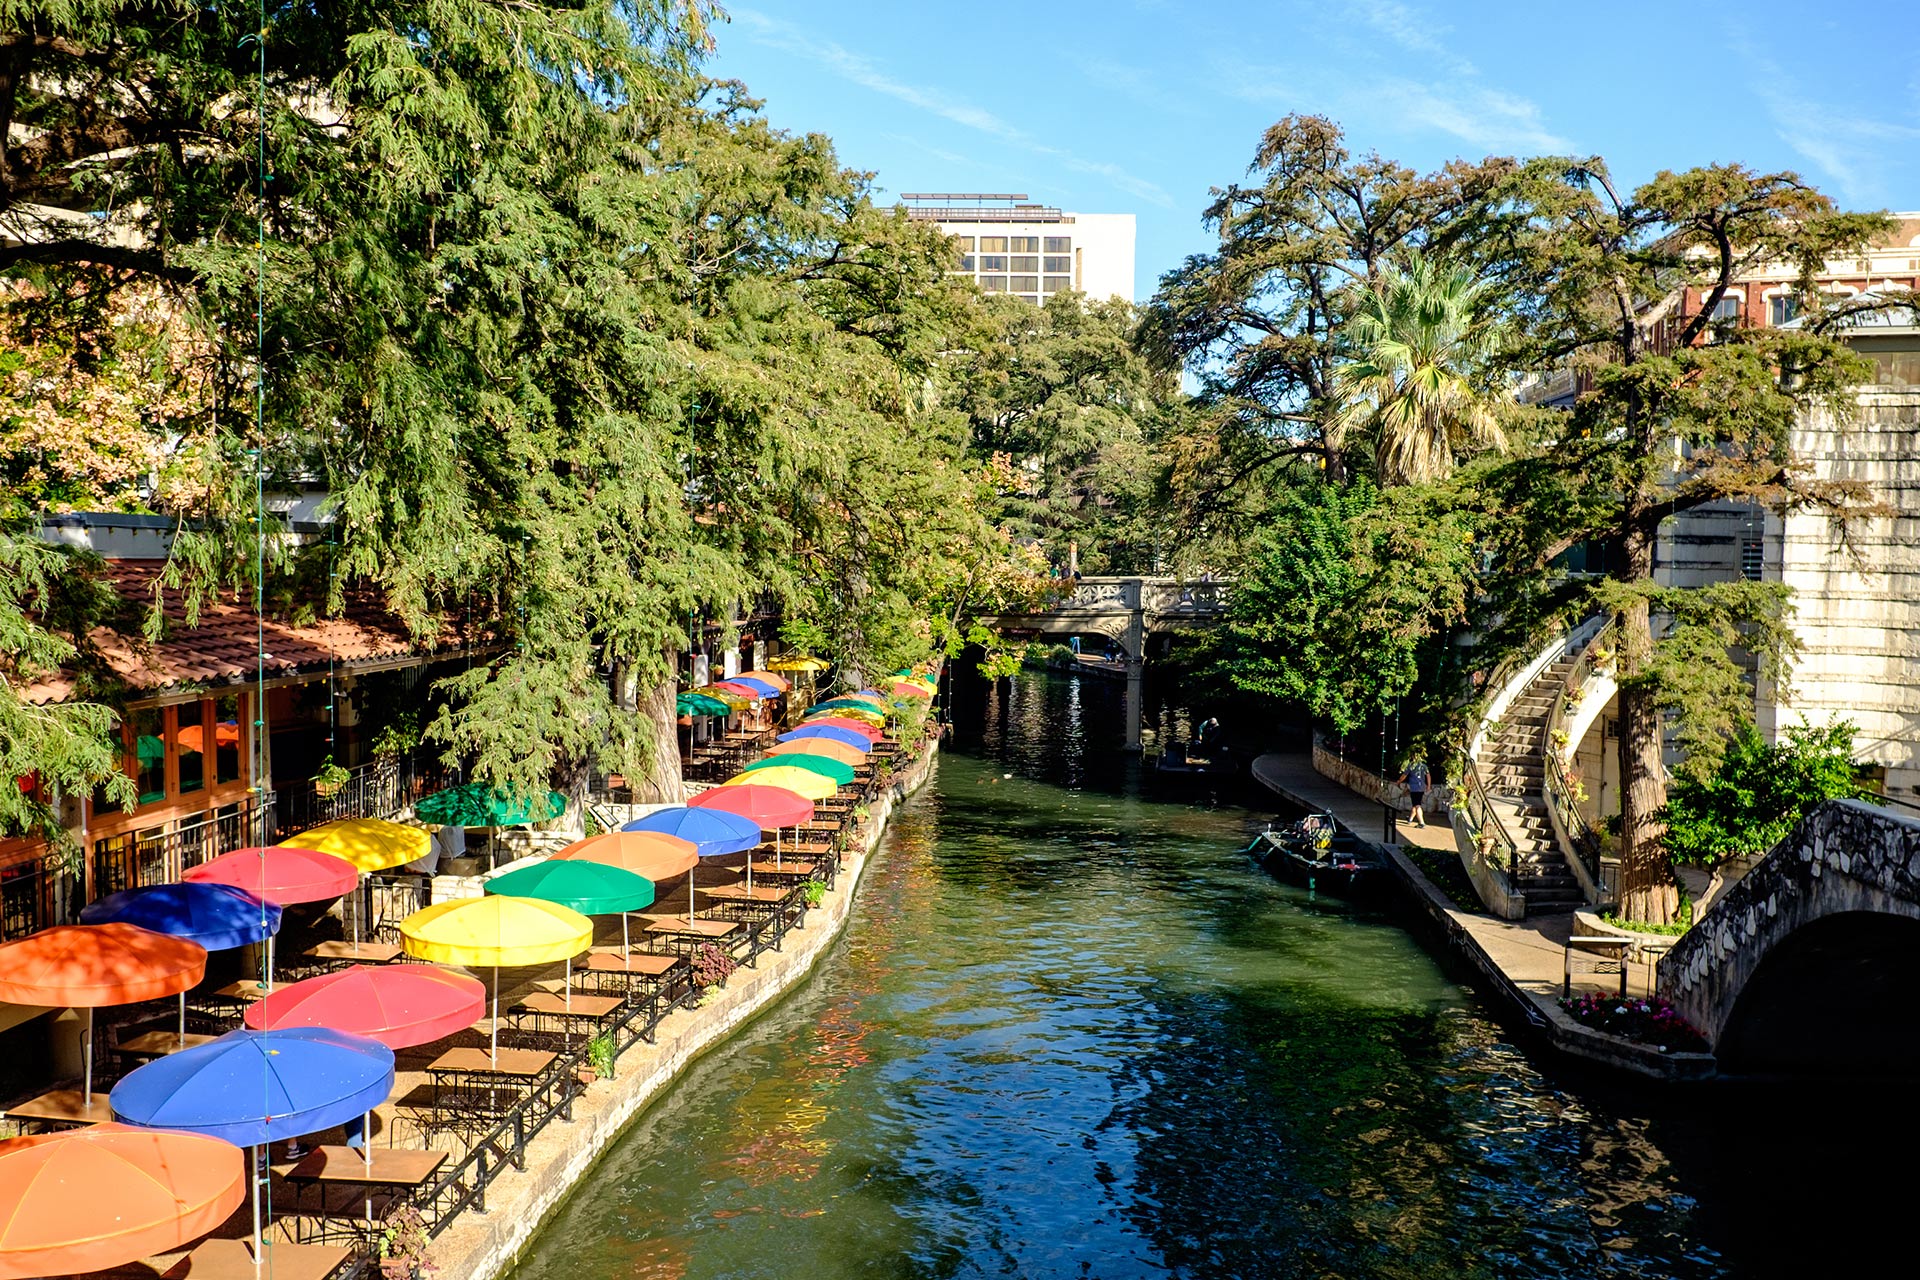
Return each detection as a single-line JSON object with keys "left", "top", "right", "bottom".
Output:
{"left": 1251, "top": 752, "right": 1707, "bottom": 1078}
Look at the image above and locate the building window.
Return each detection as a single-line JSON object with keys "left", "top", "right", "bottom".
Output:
{"left": 978, "top": 255, "right": 1008, "bottom": 272}
{"left": 1043, "top": 255, "right": 1072, "bottom": 273}
{"left": 1044, "top": 236, "right": 1071, "bottom": 253}
{"left": 979, "top": 236, "right": 1008, "bottom": 253}
{"left": 959, "top": 255, "right": 976, "bottom": 271}
{"left": 1741, "top": 537, "right": 1763, "bottom": 581}
{"left": 1019, "top": 295, "right": 1041, "bottom": 305}
{"left": 1768, "top": 294, "right": 1798, "bottom": 326}
{"left": 176, "top": 700, "right": 205, "bottom": 795}
{"left": 1010, "top": 256, "right": 1039, "bottom": 273}
{"left": 951, "top": 236, "right": 975, "bottom": 251}
{"left": 130, "top": 708, "right": 165, "bottom": 807}
{"left": 215, "top": 694, "right": 242, "bottom": 784}
{"left": 1009, "top": 236, "right": 1039, "bottom": 252}
{"left": 980, "top": 276, "right": 1009, "bottom": 292}
{"left": 1009, "top": 276, "right": 1039, "bottom": 293}
{"left": 1043, "top": 275, "right": 1073, "bottom": 293}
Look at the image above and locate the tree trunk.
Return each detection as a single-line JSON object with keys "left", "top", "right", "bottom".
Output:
{"left": 1613, "top": 522, "right": 1679, "bottom": 924}
{"left": 632, "top": 647, "right": 685, "bottom": 805}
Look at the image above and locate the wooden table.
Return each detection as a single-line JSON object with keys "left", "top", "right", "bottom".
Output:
{"left": 703, "top": 882, "right": 787, "bottom": 906}
{"left": 581, "top": 950, "right": 686, "bottom": 999}
{"left": 285, "top": 1145, "right": 448, "bottom": 1222}
{"left": 509, "top": 992, "right": 620, "bottom": 1046}
{"left": 4, "top": 1089, "right": 114, "bottom": 1130}
{"left": 747, "top": 859, "right": 817, "bottom": 879}
{"left": 213, "top": 978, "right": 272, "bottom": 1004}
{"left": 165, "top": 1238, "right": 353, "bottom": 1279}
{"left": 303, "top": 940, "right": 401, "bottom": 965}
{"left": 643, "top": 915, "right": 740, "bottom": 942}
{"left": 425, "top": 1047, "right": 555, "bottom": 1117}
{"left": 117, "top": 1030, "right": 218, "bottom": 1062}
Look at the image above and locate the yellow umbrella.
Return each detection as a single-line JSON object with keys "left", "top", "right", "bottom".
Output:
{"left": 280, "top": 818, "right": 428, "bottom": 873}
{"left": 722, "top": 767, "right": 837, "bottom": 801}
{"left": 691, "top": 686, "right": 750, "bottom": 712}
{"left": 767, "top": 655, "right": 829, "bottom": 672}
{"left": 399, "top": 895, "right": 592, "bottom": 1062}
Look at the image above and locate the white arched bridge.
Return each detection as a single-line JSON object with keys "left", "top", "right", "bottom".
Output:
{"left": 985, "top": 576, "right": 1230, "bottom": 748}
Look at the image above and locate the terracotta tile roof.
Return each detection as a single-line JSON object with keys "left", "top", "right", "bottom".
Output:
{"left": 21, "top": 562, "right": 473, "bottom": 706}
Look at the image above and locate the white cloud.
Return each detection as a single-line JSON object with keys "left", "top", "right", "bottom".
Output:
{"left": 1350, "top": 0, "right": 1476, "bottom": 78}
{"left": 1375, "top": 80, "right": 1571, "bottom": 155}
{"left": 1750, "top": 74, "right": 1920, "bottom": 203}
{"left": 731, "top": 8, "right": 1174, "bottom": 207}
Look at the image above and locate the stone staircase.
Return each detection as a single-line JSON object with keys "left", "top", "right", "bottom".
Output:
{"left": 1480, "top": 654, "right": 1586, "bottom": 914}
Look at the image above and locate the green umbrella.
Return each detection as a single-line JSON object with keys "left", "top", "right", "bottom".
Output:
{"left": 484, "top": 859, "right": 656, "bottom": 980}
{"left": 677, "top": 692, "right": 732, "bottom": 717}
{"left": 742, "top": 753, "right": 855, "bottom": 787}
{"left": 414, "top": 783, "right": 566, "bottom": 828}
{"left": 484, "top": 860, "right": 654, "bottom": 915}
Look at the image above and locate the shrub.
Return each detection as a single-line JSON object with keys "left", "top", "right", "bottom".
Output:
{"left": 1660, "top": 720, "right": 1875, "bottom": 864}
{"left": 689, "top": 943, "right": 737, "bottom": 989}
{"left": 1558, "top": 993, "right": 1708, "bottom": 1053}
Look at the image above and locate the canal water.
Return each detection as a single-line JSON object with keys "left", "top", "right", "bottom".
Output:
{"left": 509, "top": 672, "right": 1877, "bottom": 1279}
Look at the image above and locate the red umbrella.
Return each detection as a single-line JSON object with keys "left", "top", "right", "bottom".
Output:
{"left": 183, "top": 846, "right": 358, "bottom": 905}
{"left": 244, "top": 964, "right": 485, "bottom": 1049}
{"left": 711, "top": 681, "right": 763, "bottom": 700}
{"left": 892, "top": 681, "right": 934, "bottom": 700}
{"left": 688, "top": 784, "right": 814, "bottom": 830}
{"left": 801, "top": 715, "right": 882, "bottom": 740}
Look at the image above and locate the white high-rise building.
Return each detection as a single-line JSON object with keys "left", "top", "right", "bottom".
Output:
{"left": 902, "top": 193, "right": 1136, "bottom": 304}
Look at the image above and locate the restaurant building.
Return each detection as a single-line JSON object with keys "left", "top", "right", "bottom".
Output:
{"left": 3, "top": 513, "right": 485, "bottom": 939}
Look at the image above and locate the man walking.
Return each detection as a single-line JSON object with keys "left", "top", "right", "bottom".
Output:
{"left": 1400, "top": 757, "right": 1431, "bottom": 829}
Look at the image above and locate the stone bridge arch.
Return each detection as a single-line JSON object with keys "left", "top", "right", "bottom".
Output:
{"left": 1659, "top": 799, "right": 1920, "bottom": 1071}
{"left": 982, "top": 576, "right": 1230, "bottom": 748}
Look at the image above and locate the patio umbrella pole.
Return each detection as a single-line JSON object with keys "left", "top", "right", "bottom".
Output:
{"left": 178, "top": 992, "right": 186, "bottom": 1046}
{"left": 83, "top": 1010, "right": 93, "bottom": 1109}
{"left": 622, "top": 913, "right": 631, "bottom": 961}
{"left": 687, "top": 868, "right": 697, "bottom": 923}
{"left": 491, "top": 966, "right": 499, "bottom": 1066}
{"left": 250, "top": 1147, "right": 262, "bottom": 1277}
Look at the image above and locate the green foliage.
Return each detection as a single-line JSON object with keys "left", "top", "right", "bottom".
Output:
{"left": 585, "top": 1033, "right": 617, "bottom": 1079}
{"left": 1211, "top": 478, "right": 1476, "bottom": 733}
{"left": 1659, "top": 721, "right": 1875, "bottom": 864}
{"left": 0, "top": 535, "right": 134, "bottom": 846}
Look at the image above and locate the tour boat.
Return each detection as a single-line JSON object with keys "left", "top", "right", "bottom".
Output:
{"left": 1248, "top": 812, "right": 1387, "bottom": 896}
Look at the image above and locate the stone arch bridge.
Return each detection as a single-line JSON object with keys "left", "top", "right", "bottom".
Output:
{"left": 985, "top": 576, "right": 1229, "bottom": 748}
{"left": 1659, "top": 799, "right": 1920, "bottom": 1075}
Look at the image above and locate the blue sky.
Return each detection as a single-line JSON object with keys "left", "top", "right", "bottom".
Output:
{"left": 708, "top": 1, "right": 1920, "bottom": 301}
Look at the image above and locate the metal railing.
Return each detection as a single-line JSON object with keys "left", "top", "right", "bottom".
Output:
{"left": 275, "top": 753, "right": 437, "bottom": 840}
{"left": 1453, "top": 754, "right": 1523, "bottom": 881}
{"left": 89, "top": 799, "right": 264, "bottom": 904}
{"left": 1543, "top": 618, "right": 1616, "bottom": 896}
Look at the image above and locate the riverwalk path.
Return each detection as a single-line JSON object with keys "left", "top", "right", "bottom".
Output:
{"left": 1250, "top": 752, "right": 1711, "bottom": 1080}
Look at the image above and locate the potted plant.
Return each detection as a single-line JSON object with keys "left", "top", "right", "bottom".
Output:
{"left": 801, "top": 878, "right": 827, "bottom": 907}
{"left": 312, "top": 756, "right": 351, "bottom": 797}
{"left": 377, "top": 1205, "right": 436, "bottom": 1279}
{"left": 579, "top": 1032, "right": 616, "bottom": 1084}
{"left": 689, "top": 943, "right": 737, "bottom": 992}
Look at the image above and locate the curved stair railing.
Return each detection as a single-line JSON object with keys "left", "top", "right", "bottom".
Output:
{"left": 1542, "top": 618, "right": 1615, "bottom": 901}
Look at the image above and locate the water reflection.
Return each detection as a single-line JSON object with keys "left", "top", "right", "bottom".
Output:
{"left": 513, "top": 672, "right": 1745, "bottom": 1280}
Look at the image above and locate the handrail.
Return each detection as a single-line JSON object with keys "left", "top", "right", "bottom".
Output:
{"left": 1454, "top": 755, "right": 1522, "bottom": 879}
{"left": 1542, "top": 618, "right": 1615, "bottom": 892}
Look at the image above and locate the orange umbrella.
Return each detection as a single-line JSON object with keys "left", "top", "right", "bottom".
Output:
{"left": 172, "top": 722, "right": 241, "bottom": 756}
{"left": 737, "top": 669, "right": 791, "bottom": 692}
{"left": 0, "top": 924, "right": 207, "bottom": 1108}
{"left": 0, "top": 1123, "right": 245, "bottom": 1279}
{"left": 764, "top": 739, "right": 867, "bottom": 768}
{"left": 554, "top": 831, "right": 700, "bottom": 882}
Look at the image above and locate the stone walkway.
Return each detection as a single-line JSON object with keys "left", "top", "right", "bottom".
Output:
{"left": 1250, "top": 753, "right": 1706, "bottom": 1078}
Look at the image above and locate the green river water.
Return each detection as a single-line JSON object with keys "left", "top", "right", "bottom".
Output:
{"left": 509, "top": 671, "right": 1890, "bottom": 1279}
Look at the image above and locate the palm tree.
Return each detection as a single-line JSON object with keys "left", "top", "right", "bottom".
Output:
{"left": 1333, "top": 254, "right": 1507, "bottom": 486}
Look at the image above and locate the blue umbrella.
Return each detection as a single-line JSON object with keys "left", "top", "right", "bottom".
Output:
{"left": 621, "top": 806, "right": 762, "bottom": 857}
{"left": 81, "top": 882, "right": 280, "bottom": 952}
{"left": 730, "top": 676, "right": 782, "bottom": 698}
{"left": 112, "top": 1026, "right": 395, "bottom": 1259}
{"left": 778, "top": 725, "right": 874, "bottom": 752}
